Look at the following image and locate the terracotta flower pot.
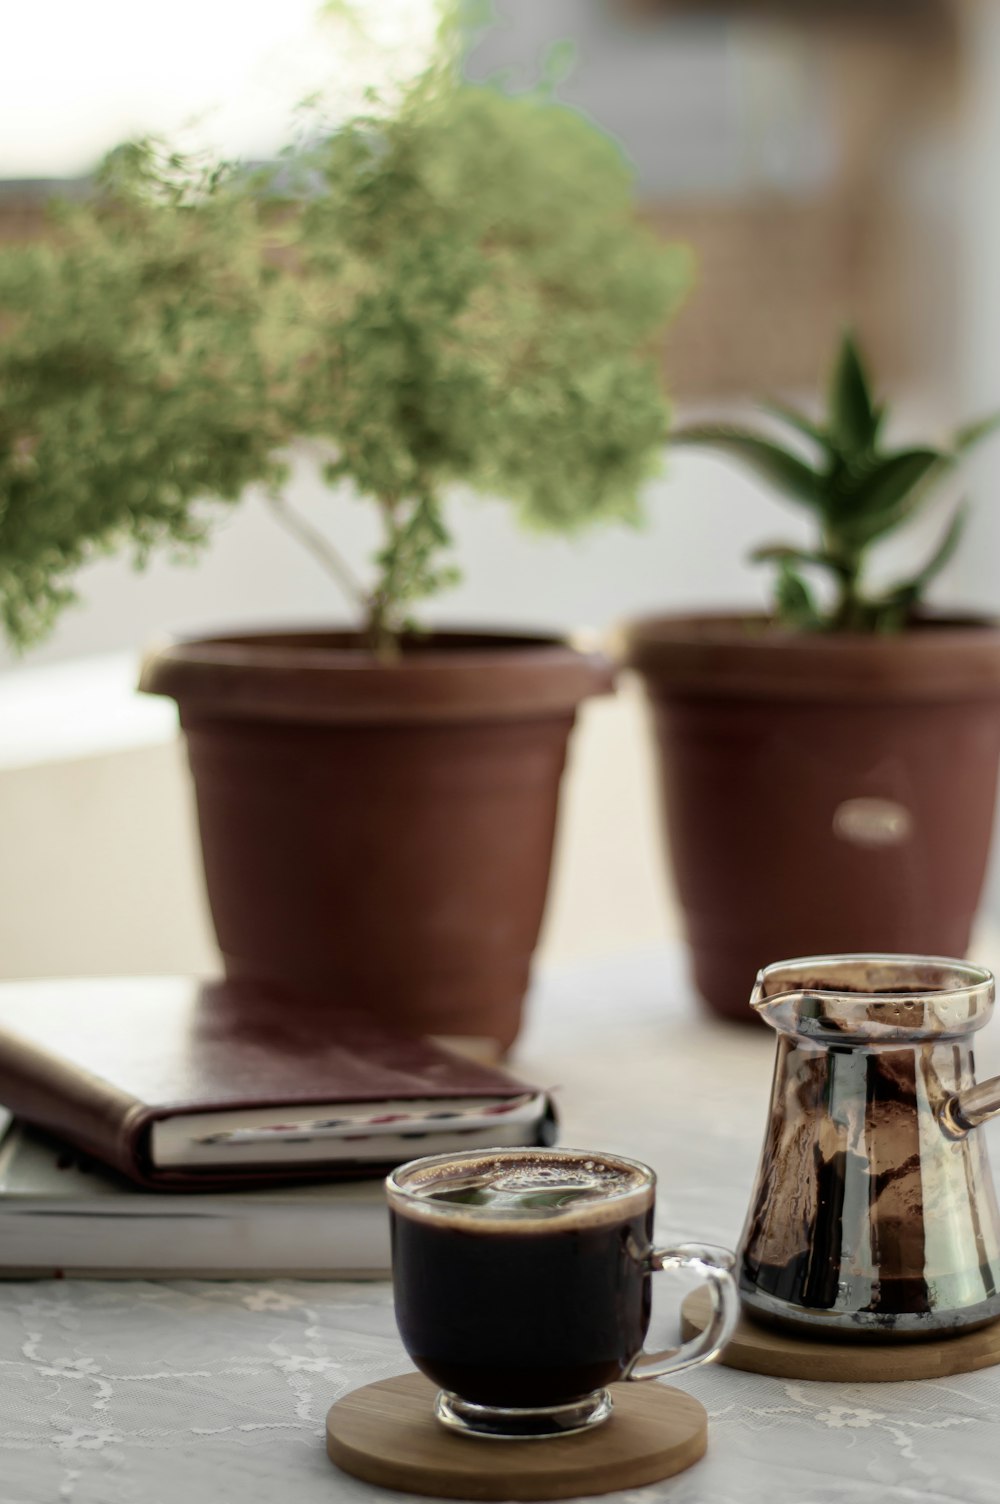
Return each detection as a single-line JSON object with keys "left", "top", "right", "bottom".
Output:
{"left": 140, "top": 630, "right": 613, "bottom": 1049}
{"left": 624, "top": 613, "right": 1000, "bottom": 1023}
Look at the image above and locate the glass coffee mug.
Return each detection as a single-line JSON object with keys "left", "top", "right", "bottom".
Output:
{"left": 387, "top": 1146, "right": 739, "bottom": 1439}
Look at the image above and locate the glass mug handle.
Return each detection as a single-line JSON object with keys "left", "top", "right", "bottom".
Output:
{"left": 626, "top": 1242, "right": 739, "bottom": 1381}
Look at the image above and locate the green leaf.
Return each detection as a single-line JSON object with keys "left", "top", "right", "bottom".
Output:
{"left": 541, "top": 39, "right": 577, "bottom": 91}
{"left": 671, "top": 425, "right": 823, "bottom": 510}
{"left": 827, "top": 331, "right": 878, "bottom": 456}
{"left": 856, "top": 508, "right": 967, "bottom": 635}
{"left": 772, "top": 560, "right": 824, "bottom": 631}
{"left": 868, "top": 402, "right": 888, "bottom": 444}
{"left": 881, "top": 505, "right": 967, "bottom": 609}
{"left": 751, "top": 542, "right": 842, "bottom": 576}
{"left": 832, "top": 447, "right": 947, "bottom": 546}
{"left": 952, "top": 412, "right": 1000, "bottom": 454}
{"left": 759, "top": 399, "right": 828, "bottom": 449}
{"left": 911, "top": 503, "right": 966, "bottom": 592}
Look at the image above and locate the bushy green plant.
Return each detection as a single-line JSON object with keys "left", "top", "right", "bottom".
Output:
{"left": 0, "top": 37, "right": 690, "bottom": 653}
{"left": 674, "top": 332, "right": 1000, "bottom": 633}
{"left": 0, "top": 141, "right": 291, "bottom": 648}
{"left": 273, "top": 57, "right": 690, "bottom": 650}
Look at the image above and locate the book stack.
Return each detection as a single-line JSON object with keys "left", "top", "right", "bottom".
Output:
{"left": 0, "top": 977, "right": 554, "bottom": 1278}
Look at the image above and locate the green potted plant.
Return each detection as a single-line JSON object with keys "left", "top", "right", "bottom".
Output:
{"left": 625, "top": 333, "right": 1000, "bottom": 1021}
{"left": 2, "top": 63, "right": 689, "bottom": 1047}
{"left": 0, "top": 141, "right": 289, "bottom": 648}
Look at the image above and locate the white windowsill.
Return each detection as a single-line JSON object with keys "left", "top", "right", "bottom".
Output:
{"left": 0, "top": 652, "right": 177, "bottom": 771}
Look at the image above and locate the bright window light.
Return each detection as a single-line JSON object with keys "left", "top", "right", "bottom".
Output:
{"left": 0, "top": 0, "right": 441, "bottom": 179}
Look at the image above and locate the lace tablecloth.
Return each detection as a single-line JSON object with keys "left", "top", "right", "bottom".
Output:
{"left": 3, "top": 949, "right": 1000, "bottom": 1504}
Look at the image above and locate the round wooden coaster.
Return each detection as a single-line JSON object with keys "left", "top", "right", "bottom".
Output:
{"left": 326, "top": 1371, "right": 707, "bottom": 1500}
{"left": 682, "top": 1288, "right": 1000, "bottom": 1382}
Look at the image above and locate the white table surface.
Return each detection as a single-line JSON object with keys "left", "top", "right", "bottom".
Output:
{"left": 3, "top": 948, "right": 1000, "bottom": 1504}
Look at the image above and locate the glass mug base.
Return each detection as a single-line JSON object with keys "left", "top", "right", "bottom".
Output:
{"left": 434, "top": 1387, "right": 613, "bottom": 1440}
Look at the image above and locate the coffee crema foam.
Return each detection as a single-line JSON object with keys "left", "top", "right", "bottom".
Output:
{"left": 391, "top": 1150, "right": 653, "bottom": 1232}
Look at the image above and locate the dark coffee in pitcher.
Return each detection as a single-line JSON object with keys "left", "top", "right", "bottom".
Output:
{"left": 389, "top": 1150, "right": 655, "bottom": 1408}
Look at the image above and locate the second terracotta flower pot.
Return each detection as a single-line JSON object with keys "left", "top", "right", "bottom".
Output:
{"left": 140, "top": 630, "right": 613, "bottom": 1049}
{"left": 625, "top": 613, "right": 1000, "bottom": 1023}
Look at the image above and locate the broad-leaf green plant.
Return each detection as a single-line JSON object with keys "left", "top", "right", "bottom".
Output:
{"left": 673, "top": 332, "right": 1000, "bottom": 633}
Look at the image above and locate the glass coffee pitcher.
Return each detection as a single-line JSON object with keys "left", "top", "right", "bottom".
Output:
{"left": 739, "top": 955, "right": 1000, "bottom": 1339}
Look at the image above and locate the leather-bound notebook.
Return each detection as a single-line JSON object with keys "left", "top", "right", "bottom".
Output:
{"left": 0, "top": 978, "right": 555, "bottom": 1190}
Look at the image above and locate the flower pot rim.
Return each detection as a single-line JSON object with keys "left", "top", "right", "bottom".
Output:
{"left": 138, "top": 624, "right": 615, "bottom": 725}
{"left": 621, "top": 610, "right": 1000, "bottom": 704}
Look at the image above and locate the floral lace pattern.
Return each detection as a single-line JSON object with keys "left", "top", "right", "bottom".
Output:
{"left": 3, "top": 950, "right": 1000, "bottom": 1504}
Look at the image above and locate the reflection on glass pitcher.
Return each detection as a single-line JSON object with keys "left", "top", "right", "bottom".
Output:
{"left": 738, "top": 955, "right": 1000, "bottom": 1340}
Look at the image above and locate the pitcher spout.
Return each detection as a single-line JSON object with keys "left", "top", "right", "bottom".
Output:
{"left": 749, "top": 954, "right": 995, "bottom": 1042}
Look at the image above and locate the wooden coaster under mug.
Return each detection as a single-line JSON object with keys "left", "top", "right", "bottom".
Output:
{"left": 682, "top": 1288, "right": 1000, "bottom": 1383}
{"left": 326, "top": 1371, "right": 708, "bottom": 1500}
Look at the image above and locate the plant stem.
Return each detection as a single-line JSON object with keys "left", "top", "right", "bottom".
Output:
{"left": 829, "top": 547, "right": 865, "bottom": 632}
{"left": 265, "top": 490, "right": 368, "bottom": 619}
{"left": 367, "top": 495, "right": 404, "bottom": 661}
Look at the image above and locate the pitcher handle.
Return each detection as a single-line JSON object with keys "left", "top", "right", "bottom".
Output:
{"left": 625, "top": 1242, "right": 739, "bottom": 1381}
{"left": 942, "top": 1076, "right": 1000, "bottom": 1137}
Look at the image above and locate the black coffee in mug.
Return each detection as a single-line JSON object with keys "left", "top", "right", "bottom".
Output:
{"left": 387, "top": 1147, "right": 738, "bottom": 1439}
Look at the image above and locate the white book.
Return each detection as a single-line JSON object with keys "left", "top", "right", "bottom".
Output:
{"left": 0, "top": 1114, "right": 391, "bottom": 1278}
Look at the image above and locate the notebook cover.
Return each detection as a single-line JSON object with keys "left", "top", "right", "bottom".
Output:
{"left": 0, "top": 978, "right": 554, "bottom": 1190}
